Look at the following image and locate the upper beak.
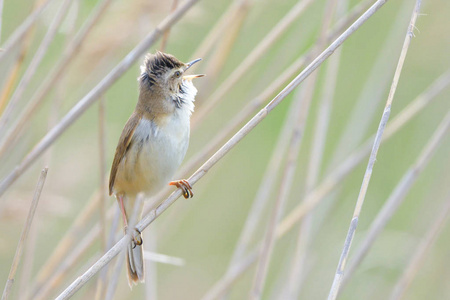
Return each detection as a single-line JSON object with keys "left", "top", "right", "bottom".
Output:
{"left": 183, "top": 58, "right": 204, "bottom": 81}
{"left": 184, "top": 58, "right": 202, "bottom": 71}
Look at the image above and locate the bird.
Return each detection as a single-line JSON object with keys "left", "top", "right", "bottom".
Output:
{"left": 109, "top": 51, "right": 204, "bottom": 287}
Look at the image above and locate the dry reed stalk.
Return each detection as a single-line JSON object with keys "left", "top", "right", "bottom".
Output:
{"left": 193, "top": 0, "right": 374, "bottom": 131}
{"left": 17, "top": 215, "right": 39, "bottom": 300}
{"left": 216, "top": 90, "right": 304, "bottom": 300}
{"left": 0, "top": 0, "right": 4, "bottom": 41}
{"left": 192, "top": 0, "right": 250, "bottom": 60}
{"left": 160, "top": 0, "right": 178, "bottom": 52}
{"left": 94, "top": 95, "right": 108, "bottom": 300}
{"left": 0, "top": 0, "right": 74, "bottom": 132}
{"left": 224, "top": 83, "right": 304, "bottom": 279}
{"left": 0, "top": 0, "right": 114, "bottom": 159}
{"left": 54, "top": 2, "right": 390, "bottom": 298}
{"left": 103, "top": 251, "right": 125, "bottom": 300}
{"left": 98, "top": 96, "right": 108, "bottom": 249}
{"left": 32, "top": 207, "right": 121, "bottom": 299}
{"left": 0, "top": 0, "right": 49, "bottom": 114}
{"left": 250, "top": 2, "right": 339, "bottom": 292}
{"left": 0, "top": 0, "right": 54, "bottom": 62}
{"left": 277, "top": 69, "right": 450, "bottom": 238}
{"left": 1, "top": 167, "right": 48, "bottom": 300}
{"left": 196, "top": 0, "right": 250, "bottom": 99}
{"left": 33, "top": 223, "right": 102, "bottom": 300}
{"left": 192, "top": 0, "right": 316, "bottom": 127}
{"left": 95, "top": 207, "right": 121, "bottom": 300}
{"left": 250, "top": 81, "right": 314, "bottom": 300}
{"left": 330, "top": 0, "right": 412, "bottom": 168}
{"left": 201, "top": 68, "right": 450, "bottom": 300}
{"left": 341, "top": 111, "right": 450, "bottom": 290}
{"left": 285, "top": 0, "right": 343, "bottom": 297}
{"left": 0, "top": 0, "right": 200, "bottom": 198}
{"left": 144, "top": 230, "right": 158, "bottom": 300}
{"left": 327, "top": 1, "right": 422, "bottom": 298}
{"left": 104, "top": 195, "right": 143, "bottom": 300}
{"left": 201, "top": 251, "right": 259, "bottom": 300}
{"left": 32, "top": 191, "right": 101, "bottom": 288}
{"left": 388, "top": 196, "right": 450, "bottom": 300}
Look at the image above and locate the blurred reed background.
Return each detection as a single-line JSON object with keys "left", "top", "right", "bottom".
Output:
{"left": 0, "top": 0, "right": 449, "bottom": 299}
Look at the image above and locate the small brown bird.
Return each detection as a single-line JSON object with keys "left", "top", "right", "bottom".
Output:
{"left": 109, "top": 52, "right": 203, "bottom": 286}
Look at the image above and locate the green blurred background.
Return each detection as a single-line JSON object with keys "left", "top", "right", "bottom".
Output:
{"left": 0, "top": 0, "right": 449, "bottom": 299}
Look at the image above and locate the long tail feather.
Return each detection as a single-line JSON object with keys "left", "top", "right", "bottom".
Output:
{"left": 126, "top": 236, "right": 145, "bottom": 287}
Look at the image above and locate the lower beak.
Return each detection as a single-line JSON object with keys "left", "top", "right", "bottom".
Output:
{"left": 183, "top": 74, "right": 205, "bottom": 81}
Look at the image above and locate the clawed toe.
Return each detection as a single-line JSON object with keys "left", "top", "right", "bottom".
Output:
{"left": 125, "top": 226, "right": 143, "bottom": 248}
{"left": 169, "top": 179, "right": 194, "bottom": 199}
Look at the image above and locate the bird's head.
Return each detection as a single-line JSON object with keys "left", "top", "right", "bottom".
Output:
{"left": 138, "top": 52, "right": 203, "bottom": 115}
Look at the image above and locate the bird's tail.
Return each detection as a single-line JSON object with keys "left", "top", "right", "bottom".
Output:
{"left": 124, "top": 194, "right": 145, "bottom": 287}
{"left": 126, "top": 231, "right": 145, "bottom": 287}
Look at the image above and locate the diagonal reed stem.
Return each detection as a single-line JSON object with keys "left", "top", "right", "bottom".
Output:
{"left": 0, "top": 0, "right": 54, "bottom": 62}
{"left": 341, "top": 111, "right": 450, "bottom": 289}
{"left": 54, "top": 1, "right": 390, "bottom": 298}
{"left": 104, "top": 195, "right": 143, "bottom": 300}
{"left": 191, "top": 0, "right": 316, "bottom": 126}
{"left": 327, "top": 1, "right": 422, "bottom": 299}
{"left": 285, "top": 0, "right": 343, "bottom": 297}
{"left": 389, "top": 194, "right": 450, "bottom": 300}
{"left": 250, "top": 81, "right": 313, "bottom": 300}
{"left": 0, "top": 0, "right": 112, "bottom": 159}
{"left": 159, "top": 0, "right": 178, "bottom": 52}
{"left": 1, "top": 167, "right": 48, "bottom": 300}
{"left": 200, "top": 67, "right": 450, "bottom": 300}
{"left": 0, "top": 0, "right": 74, "bottom": 132}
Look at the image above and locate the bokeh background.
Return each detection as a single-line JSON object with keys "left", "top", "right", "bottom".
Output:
{"left": 0, "top": 0, "right": 449, "bottom": 299}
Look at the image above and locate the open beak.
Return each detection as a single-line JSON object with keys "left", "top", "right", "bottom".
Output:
{"left": 183, "top": 58, "right": 204, "bottom": 81}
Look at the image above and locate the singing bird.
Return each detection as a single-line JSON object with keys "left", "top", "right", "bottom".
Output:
{"left": 109, "top": 52, "right": 203, "bottom": 286}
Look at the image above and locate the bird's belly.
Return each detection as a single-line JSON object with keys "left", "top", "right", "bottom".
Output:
{"left": 115, "top": 117, "right": 189, "bottom": 197}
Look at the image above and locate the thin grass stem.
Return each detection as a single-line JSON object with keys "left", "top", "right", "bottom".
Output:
{"left": 0, "top": 0, "right": 54, "bottom": 62}
{"left": 192, "top": 0, "right": 315, "bottom": 126}
{"left": 0, "top": 0, "right": 114, "bottom": 158}
{"left": 201, "top": 67, "right": 450, "bottom": 300}
{"left": 327, "top": 2, "right": 422, "bottom": 298}
{"left": 94, "top": 94, "right": 108, "bottom": 299}
{"left": 0, "top": 0, "right": 74, "bottom": 132}
{"left": 1, "top": 167, "right": 48, "bottom": 300}
{"left": 104, "top": 195, "right": 143, "bottom": 300}
{"left": 160, "top": 0, "right": 178, "bottom": 52}
{"left": 341, "top": 111, "right": 450, "bottom": 290}
{"left": 389, "top": 196, "right": 450, "bottom": 300}
{"left": 250, "top": 81, "right": 313, "bottom": 300}
{"left": 285, "top": 0, "right": 343, "bottom": 296}
{"left": 32, "top": 191, "right": 101, "bottom": 290}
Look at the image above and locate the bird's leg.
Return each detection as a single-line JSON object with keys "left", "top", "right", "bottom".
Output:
{"left": 117, "top": 194, "right": 128, "bottom": 227}
{"left": 169, "top": 179, "right": 194, "bottom": 199}
{"left": 117, "top": 194, "right": 142, "bottom": 248}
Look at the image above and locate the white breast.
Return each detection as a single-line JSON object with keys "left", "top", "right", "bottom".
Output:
{"left": 114, "top": 113, "right": 190, "bottom": 197}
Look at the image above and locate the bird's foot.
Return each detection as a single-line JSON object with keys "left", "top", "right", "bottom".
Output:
{"left": 169, "top": 179, "right": 194, "bottom": 199}
{"left": 124, "top": 226, "right": 143, "bottom": 249}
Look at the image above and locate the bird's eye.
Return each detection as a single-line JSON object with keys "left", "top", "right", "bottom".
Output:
{"left": 174, "top": 71, "right": 181, "bottom": 78}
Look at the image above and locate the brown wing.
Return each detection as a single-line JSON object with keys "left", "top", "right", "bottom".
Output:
{"left": 109, "top": 112, "right": 142, "bottom": 195}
